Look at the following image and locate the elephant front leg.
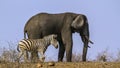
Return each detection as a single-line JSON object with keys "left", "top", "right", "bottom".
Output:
{"left": 61, "top": 30, "right": 73, "bottom": 62}
{"left": 65, "top": 42, "right": 73, "bottom": 62}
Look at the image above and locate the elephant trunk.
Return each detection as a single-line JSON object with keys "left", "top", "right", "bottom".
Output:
{"left": 80, "top": 16, "right": 93, "bottom": 45}
{"left": 79, "top": 18, "right": 93, "bottom": 61}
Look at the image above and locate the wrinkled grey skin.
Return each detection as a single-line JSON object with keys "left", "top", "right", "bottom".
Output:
{"left": 24, "top": 12, "right": 93, "bottom": 62}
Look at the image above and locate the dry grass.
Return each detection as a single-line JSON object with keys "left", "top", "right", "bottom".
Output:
{"left": 0, "top": 42, "right": 120, "bottom": 68}
{"left": 0, "top": 62, "right": 120, "bottom": 68}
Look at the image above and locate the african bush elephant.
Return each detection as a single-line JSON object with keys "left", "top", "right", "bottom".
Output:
{"left": 24, "top": 12, "right": 93, "bottom": 62}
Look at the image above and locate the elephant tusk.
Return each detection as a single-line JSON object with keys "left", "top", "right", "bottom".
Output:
{"left": 85, "top": 36, "right": 94, "bottom": 44}
{"left": 88, "top": 45, "right": 91, "bottom": 48}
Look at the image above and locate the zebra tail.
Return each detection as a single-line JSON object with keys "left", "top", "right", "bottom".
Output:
{"left": 17, "top": 45, "right": 20, "bottom": 52}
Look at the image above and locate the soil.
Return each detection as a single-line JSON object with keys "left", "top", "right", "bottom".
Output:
{"left": 0, "top": 62, "right": 120, "bottom": 68}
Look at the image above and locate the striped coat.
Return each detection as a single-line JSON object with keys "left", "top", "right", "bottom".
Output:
{"left": 17, "top": 34, "right": 58, "bottom": 62}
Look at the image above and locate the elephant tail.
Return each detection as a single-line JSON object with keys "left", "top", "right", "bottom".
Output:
{"left": 24, "top": 29, "right": 27, "bottom": 39}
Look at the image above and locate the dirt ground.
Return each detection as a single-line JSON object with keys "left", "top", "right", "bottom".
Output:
{"left": 0, "top": 62, "right": 120, "bottom": 68}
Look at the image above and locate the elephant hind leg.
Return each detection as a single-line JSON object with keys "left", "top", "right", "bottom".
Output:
{"left": 58, "top": 42, "right": 65, "bottom": 62}
{"left": 58, "top": 37, "right": 65, "bottom": 62}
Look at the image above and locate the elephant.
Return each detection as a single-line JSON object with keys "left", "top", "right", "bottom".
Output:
{"left": 24, "top": 12, "right": 93, "bottom": 62}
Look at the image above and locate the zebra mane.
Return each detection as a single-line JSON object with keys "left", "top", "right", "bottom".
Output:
{"left": 41, "top": 35, "right": 53, "bottom": 48}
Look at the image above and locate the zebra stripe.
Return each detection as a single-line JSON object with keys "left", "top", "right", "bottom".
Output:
{"left": 24, "top": 40, "right": 32, "bottom": 50}
{"left": 17, "top": 34, "right": 58, "bottom": 62}
{"left": 20, "top": 40, "right": 30, "bottom": 50}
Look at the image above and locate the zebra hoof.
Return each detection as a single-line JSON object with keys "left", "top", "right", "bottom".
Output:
{"left": 36, "top": 63, "right": 43, "bottom": 68}
{"left": 48, "top": 62, "right": 55, "bottom": 66}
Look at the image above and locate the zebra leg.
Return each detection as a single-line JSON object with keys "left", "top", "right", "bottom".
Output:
{"left": 41, "top": 55, "right": 45, "bottom": 62}
{"left": 24, "top": 51, "right": 29, "bottom": 62}
{"left": 31, "top": 51, "right": 38, "bottom": 62}
{"left": 26, "top": 51, "right": 29, "bottom": 61}
{"left": 39, "top": 51, "right": 45, "bottom": 62}
{"left": 17, "top": 51, "right": 24, "bottom": 62}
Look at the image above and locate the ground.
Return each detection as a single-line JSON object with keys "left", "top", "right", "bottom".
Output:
{"left": 0, "top": 62, "right": 120, "bottom": 68}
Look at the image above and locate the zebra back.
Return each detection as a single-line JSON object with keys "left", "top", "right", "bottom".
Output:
{"left": 17, "top": 34, "right": 58, "bottom": 52}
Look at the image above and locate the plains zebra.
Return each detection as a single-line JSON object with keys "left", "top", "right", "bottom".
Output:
{"left": 17, "top": 34, "right": 58, "bottom": 62}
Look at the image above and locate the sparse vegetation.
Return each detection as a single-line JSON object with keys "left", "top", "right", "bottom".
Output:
{"left": 0, "top": 42, "right": 120, "bottom": 68}
{"left": 0, "top": 41, "right": 18, "bottom": 63}
{"left": 72, "top": 52, "right": 82, "bottom": 62}
{"left": 95, "top": 48, "right": 114, "bottom": 62}
{"left": 115, "top": 49, "right": 120, "bottom": 62}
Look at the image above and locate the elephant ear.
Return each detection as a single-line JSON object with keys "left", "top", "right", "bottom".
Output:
{"left": 71, "top": 15, "right": 84, "bottom": 29}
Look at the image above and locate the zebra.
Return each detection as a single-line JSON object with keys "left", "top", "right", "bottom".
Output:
{"left": 17, "top": 34, "right": 58, "bottom": 62}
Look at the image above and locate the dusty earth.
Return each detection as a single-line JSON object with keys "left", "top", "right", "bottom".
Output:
{"left": 0, "top": 62, "right": 120, "bottom": 68}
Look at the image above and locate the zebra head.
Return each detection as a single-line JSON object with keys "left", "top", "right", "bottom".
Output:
{"left": 50, "top": 34, "right": 58, "bottom": 49}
